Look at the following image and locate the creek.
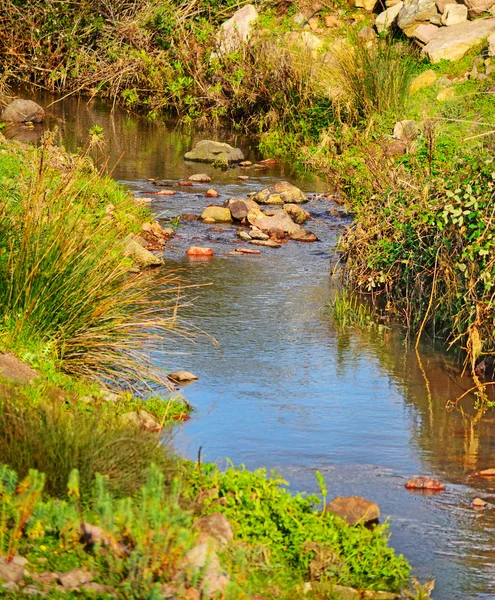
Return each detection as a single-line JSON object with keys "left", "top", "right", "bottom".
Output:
{"left": 6, "top": 92, "right": 495, "bottom": 600}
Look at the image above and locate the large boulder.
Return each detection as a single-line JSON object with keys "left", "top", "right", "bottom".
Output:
{"left": 201, "top": 206, "right": 232, "bottom": 222}
{"left": 376, "top": 2, "right": 404, "bottom": 33}
{"left": 254, "top": 211, "right": 302, "bottom": 235}
{"left": 1, "top": 99, "right": 45, "bottom": 123}
{"left": 326, "top": 496, "right": 380, "bottom": 525}
{"left": 211, "top": 4, "right": 258, "bottom": 58}
{"left": 441, "top": 3, "right": 467, "bottom": 25}
{"left": 252, "top": 181, "right": 308, "bottom": 205}
{"left": 464, "top": 0, "right": 495, "bottom": 15}
{"left": 422, "top": 17, "right": 495, "bottom": 62}
{"left": 185, "top": 140, "right": 244, "bottom": 164}
{"left": 283, "top": 203, "right": 308, "bottom": 224}
{"left": 397, "top": 0, "right": 439, "bottom": 36}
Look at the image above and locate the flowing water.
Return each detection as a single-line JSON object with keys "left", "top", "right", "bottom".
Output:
{"left": 7, "top": 93, "right": 495, "bottom": 599}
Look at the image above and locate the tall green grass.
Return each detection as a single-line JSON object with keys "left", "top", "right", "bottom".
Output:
{"left": 0, "top": 396, "right": 175, "bottom": 499}
{"left": 333, "top": 36, "right": 418, "bottom": 123}
{"left": 0, "top": 136, "right": 189, "bottom": 388}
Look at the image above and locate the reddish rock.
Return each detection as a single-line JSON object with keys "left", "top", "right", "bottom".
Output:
{"left": 186, "top": 246, "right": 214, "bottom": 257}
{"left": 234, "top": 248, "right": 261, "bottom": 255}
{"left": 405, "top": 476, "right": 446, "bottom": 491}
{"left": 152, "top": 189, "right": 176, "bottom": 196}
{"left": 181, "top": 214, "right": 200, "bottom": 221}
{"left": 240, "top": 161, "right": 252, "bottom": 167}
{"left": 205, "top": 189, "right": 220, "bottom": 198}
{"left": 479, "top": 468, "right": 495, "bottom": 477}
{"left": 178, "top": 181, "right": 193, "bottom": 187}
{"left": 259, "top": 158, "right": 277, "bottom": 166}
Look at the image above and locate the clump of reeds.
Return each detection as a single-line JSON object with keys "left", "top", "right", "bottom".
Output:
{"left": 0, "top": 136, "right": 191, "bottom": 389}
{"left": 332, "top": 35, "right": 417, "bottom": 124}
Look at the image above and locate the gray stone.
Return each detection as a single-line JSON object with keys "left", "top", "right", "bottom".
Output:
{"left": 488, "top": 31, "right": 495, "bottom": 55}
{"left": 441, "top": 3, "right": 467, "bottom": 24}
{"left": 183, "top": 544, "right": 229, "bottom": 599}
{"left": 249, "top": 240, "right": 282, "bottom": 248}
{"left": 193, "top": 513, "right": 234, "bottom": 548}
{"left": 397, "top": 0, "right": 439, "bottom": 37}
{"left": 376, "top": 2, "right": 404, "bottom": 33}
{"left": 248, "top": 228, "right": 269, "bottom": 240}
{"left": 252, "top": 181, "right": 308, "bottom": 205}
{"left": 0, "top": 558, "right": 24, "bottom": 584}
{"left": 283, "top": 203, "right": 308, "bottom": 224}
{"left": 185, "top": 140, "right": 244, "bottom": 164}
{"left": 211, "top": 5, "right": 258, "bottom": 58}
{"left": 167, "top": 371, "right": 198, "bottom": 383}
{"left": 1, "top": 99, "right": 45, "bottom": 123}
{"left": 254, "top": 212, "right": 302, "bottom": 235}
{"left": 422, "top": 18, "right": 495, "bottom": 62}
{"left": 326, "top": 496, "right": 380, "bottom": 525}
{"left": 238, "top": 231, "right": 252, "bottom": 241}
{"left": 229, "top": 200, "right": 251, "bottom": 221}
{"left": 413, "top": 22, "right": 439, "bottom": 43}
{"left": 393, "top": 120, "right": 417, "bottom": 140}
{"left": 124, "top": 236, "right": 163, "bottom": 268}
{"left": 58, "top": 569, "right": 94, "bottom": 590}
{"left": 290, "top": 230, "right": 319, "bottom": 242}
{"left": 464, "top": 0, "right": 495, "bottom": 15}
{"left": 188, "top": 173, "right": 211, "bottom": 183}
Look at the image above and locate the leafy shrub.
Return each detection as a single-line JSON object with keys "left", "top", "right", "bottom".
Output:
{"left": 185, "top": 464, "right": 411, "bottom": 592}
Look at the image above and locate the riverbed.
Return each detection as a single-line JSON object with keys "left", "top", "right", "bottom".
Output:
{"left": 7, "top": 93, "right": 495, "bottom": 599}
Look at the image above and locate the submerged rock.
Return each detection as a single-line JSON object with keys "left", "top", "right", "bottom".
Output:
{"left": 252, "top": 181, "right": 308, "bottom": 205}
{"left": 185, "top": 140, "right": 244, "bottom": 164}
{"left": 1, "top": 99, "right": 45, "bottom": 123}
{"left": 326, "top": 496, "right": 380, "bottom": 525}
{"left": 404, "top": 476, "right": 446, "bottom": 490}
{"left": 290, "top": 230, "right": 318, "bottom": 242}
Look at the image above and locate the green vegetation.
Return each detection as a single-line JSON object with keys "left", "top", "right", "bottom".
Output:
{"left": 0, "top": 133, "right": 188, "bottom": 389}
{"left": 0, "top": 459, "right": 410, "bottom": 599}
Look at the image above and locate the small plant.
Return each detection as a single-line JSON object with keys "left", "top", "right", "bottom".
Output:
{"left": 329, "top": 289, "right": 380, "bottom": 329}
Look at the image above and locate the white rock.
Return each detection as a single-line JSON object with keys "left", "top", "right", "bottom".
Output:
{"left": 488, "top": 31, "right": 495, "bottom": 55}
{"left": 441, "top": 3, "right": 468, "bottom": 25}
{"left": 376, "top": 2, "right": 404, "bottom": 33}
{"left": 423, "top": 17, "right": 495, "bottom": 62}
{"left": 212, "top": 5, "right": 258, "bottom": 58}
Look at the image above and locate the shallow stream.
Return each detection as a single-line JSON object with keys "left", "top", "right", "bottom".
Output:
{"left": 7, "top": 93, "right": 495, "bottom": 599}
